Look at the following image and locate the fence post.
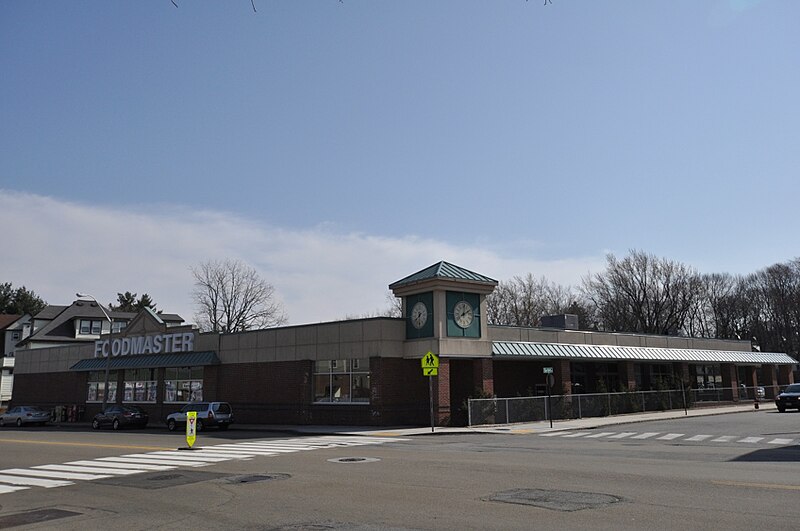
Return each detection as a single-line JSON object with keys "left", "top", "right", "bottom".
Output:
{"left": 641, "top": 391, "right": 646, "bottom": 412}
{"left": 578, "top": 395, "right": 582, "bottom": 419}
{"left": 467, "top": 398, "right": 472, "bottom": 426}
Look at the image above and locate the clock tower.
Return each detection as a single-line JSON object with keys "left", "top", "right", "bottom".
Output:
{"left": 389, "top": 261, "right": 497, "bottom": 356}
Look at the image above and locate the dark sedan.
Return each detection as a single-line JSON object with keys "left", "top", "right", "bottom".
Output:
{"left": 775, "top": 383, "right": 800, "bottom": 412}
{"left": 92, "top": 405, "right": 149, "bottom": 429}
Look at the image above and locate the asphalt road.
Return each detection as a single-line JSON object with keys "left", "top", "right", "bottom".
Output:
{"left": 0, "top": 411, "right": 799, "bottom": 530}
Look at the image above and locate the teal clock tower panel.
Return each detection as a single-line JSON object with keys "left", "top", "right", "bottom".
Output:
{"left": 446, "top": 291, "right": 481, "bottom": 338}
{"left": 405, "top": 291, "right": 433, "bottom": 339}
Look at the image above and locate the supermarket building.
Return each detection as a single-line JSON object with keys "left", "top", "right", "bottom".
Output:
{"left": 11, "top": 262, "right": 797, "bottom": 426}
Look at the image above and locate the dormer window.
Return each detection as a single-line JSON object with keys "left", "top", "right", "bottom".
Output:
{"left": 112, "top": 321, "right": 127, "bottom": 333}
{"left": 79, "top": 319, "right": 103, "bottom": 335}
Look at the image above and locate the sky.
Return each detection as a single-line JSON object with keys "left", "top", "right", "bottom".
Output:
{"left": 1, "top": 0, "right": 798, "bottom": 325}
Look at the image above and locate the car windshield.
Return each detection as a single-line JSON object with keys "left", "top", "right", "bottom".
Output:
{"left": 784, "top": 384, "right": 800, "bottom": 393}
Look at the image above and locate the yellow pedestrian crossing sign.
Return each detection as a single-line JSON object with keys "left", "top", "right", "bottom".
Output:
{"left": 421, "top": 352, "right": 439, "bottom": 377}
{"left": 186, "top": 411, "right": 197, "bottom": 448}
{"left": 421, "top": 351, "right": 439, "bottom": 369}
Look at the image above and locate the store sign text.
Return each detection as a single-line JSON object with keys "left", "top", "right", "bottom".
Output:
{"left": 94, "top": 332, "right": 195, "bottom": 358}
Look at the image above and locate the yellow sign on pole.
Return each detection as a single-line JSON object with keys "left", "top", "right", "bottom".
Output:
{"left": 421, "top": 351, "right": 439, "bottom": 369}
{"left": 423, "top": 367, "right": 438, "bottom": 377}
{"left": 186, "top": 411, "right": 197, "bottom": 448}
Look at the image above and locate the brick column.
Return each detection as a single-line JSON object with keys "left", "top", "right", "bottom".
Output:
{"left": 763, "top": 364, "right": 779, "bottom": 398}
{"left": 778, "top": 365, "right": 795, "bottom": 386}
{"left": 553, "top": 359, "right": 572, "bottom": 395}
{"left": 473, "top": 358, "right": 494, "bottom": 397}
{"left": 432, "top": 358, "right": 451, "bottom": 426}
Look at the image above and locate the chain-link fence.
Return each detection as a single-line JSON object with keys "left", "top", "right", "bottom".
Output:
{"left": 467, "top": 386, "right": 768, "bottom": 426}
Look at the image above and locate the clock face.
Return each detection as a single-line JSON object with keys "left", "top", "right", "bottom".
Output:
{"left": 453, "top": 300, "right": 474, "bottom": 329}
{"left": 410, "top": 301, "right": 428, "bottom": 329}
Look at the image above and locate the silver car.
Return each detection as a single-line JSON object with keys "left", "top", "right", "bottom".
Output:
{"left": 0, "top": 406, "right": 51, "bottom": 427}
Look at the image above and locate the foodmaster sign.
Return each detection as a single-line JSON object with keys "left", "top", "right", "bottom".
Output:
{"left": 94, "top": 332, "right": 195, "bottom": 358}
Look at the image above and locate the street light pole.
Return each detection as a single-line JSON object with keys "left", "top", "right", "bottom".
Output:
{"left": 77, "top": 293, "right": 113, "bottom": 411}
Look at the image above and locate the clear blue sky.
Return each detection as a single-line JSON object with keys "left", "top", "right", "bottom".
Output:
{"left": 1, "top": 1, "right": 798, "bottom": 323}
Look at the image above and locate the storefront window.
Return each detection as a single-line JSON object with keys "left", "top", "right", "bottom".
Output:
{"left": 694, "top": 364, "right": 722, "bottom": 389}
{"left": 123, "top": 368, "right": 157, "bottom": 402}
{"left": 314, "top": 358, "right": 370, "bottom": 403}
{"left": 164, "top": 366, "right": 203, "bottom": 402}
{"left": 86, "top": 370, "right": 118, "bottom": 402}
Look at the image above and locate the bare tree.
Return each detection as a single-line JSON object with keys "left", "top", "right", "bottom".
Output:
{"left": 487, "top": 273, "right": 584, "bottom": 327}
{"left": 582, "top": 250, "right": 702, "bottom": 335}
{"left": 191, "top": 259, "right": 287, "bottom": 333}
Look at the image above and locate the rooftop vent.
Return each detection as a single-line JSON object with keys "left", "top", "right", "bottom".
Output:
{"left": 540, "top": 314, "right": 579, "bottom": 330}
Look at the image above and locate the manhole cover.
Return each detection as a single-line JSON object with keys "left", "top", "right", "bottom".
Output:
{"left": 0, "top": 509, "right": 82, "bottom": 528}
{"left": 226, "top": 473, "right": 290, "bottom": 484}
{"left": 489, "top": 488, "right": 622, "bottom": 512}
{"left": 326, "top": 457, "right": 380, "bottom": 464}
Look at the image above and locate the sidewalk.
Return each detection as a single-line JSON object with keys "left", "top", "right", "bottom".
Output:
{"left": 240, "top": 402, "right": 774, "bottom": 438}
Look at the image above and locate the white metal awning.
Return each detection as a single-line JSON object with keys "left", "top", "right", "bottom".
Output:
{"left": 492, "top": 341, "right": 797, "bottom": 365}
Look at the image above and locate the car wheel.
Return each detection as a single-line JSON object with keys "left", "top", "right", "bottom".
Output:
{"left": 197, "top": 419, "right": 205, "bottom": 432}
{"left": 0, "top": 418, "right": 5, "bottom": 427}
{"left": 777, "top": 406, "right": 786, "bottom": 413}
{"left": 167, "top": 419, "right": 176, "bottom": 431}
{"left": 112, "top": 419, "right": 120, "bottom": 430}
{"left": 16, "top": 418, "right": 22, "bottom": 427}
{"left": 92, "top": 419, "right": 100, "bottom": 429}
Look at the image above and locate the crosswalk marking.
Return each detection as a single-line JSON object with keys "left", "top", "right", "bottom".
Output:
{"left": 584, "top": 432, "right": 615, "bottom": 438}
{"left": 33, "top": 464, "right": 143, "bottom": 476}
{"left": 97, "top": 456, "right": 210, "bottom": 467}
{"left": 608, "top": 432, "right": 636, "bottom": 439}
{"left": 0, "top": 473, "right": 73, "bottom": 488}
{"left": 67, "top": 460, "right": 176, "bottom": 471}
{"left": 738, "top": 437, "right": 764, "bottom": 443}
{"left": 712, "top": 436, "right": 736, "bottom": 442}
{"left": 539, "top": 430, "right": 799, "bottom": 447}
{"left": 1, "top": 468, "right": 111, "bottom": 481}
{"left": 0, "top": 485, "right": 28, "bottom": 494}
{"left": 684, "top": 435, "right": 713, "bottom": 442}
{"left": 0, "top": 435, "right": 409, "bottom": 498}
{"left": 561, "top": 431, "right": 593, "bottom": 438}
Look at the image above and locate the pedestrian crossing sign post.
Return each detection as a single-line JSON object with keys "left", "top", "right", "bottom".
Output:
{"left": 421, "top": 351, "right": 439, "bottom": 433}
{"left": 186, "top": 411, "right": 197, "bottom": 449}
{"left": 421, "top": 351, "right": 439, "bottom": 376}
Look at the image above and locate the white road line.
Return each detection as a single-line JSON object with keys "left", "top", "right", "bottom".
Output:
{"left": 233, "top": 443, "right": 317, "bottom": 450}
{"left": 0, "top": 474, "right": 72, "bottom": 488}
{"left": 738, "top": 437, "right": 764, "bottom": 444}
{"left": 157, "top": 450, "right": 253, "bottom": 459}
{"left": 538, "top": 432, "right": 568, "bottom": 437}
{"left": 66, "top": 460, "right": 177, "bottom": 471}
{"left": 561, "top": 431, "right": 593, "bottom": 438}
{"left": 631, "top": 432, "right": 660, "bottom": 440}
{"left": 115, "top": 455, "right": 214, "bottom": 466}
{"left": 1, "top": 468, "right": 110, "bottom": 481}
{"left": 608, "top": 432, "right": 636, "bottom": 439}
{"left": 0, "top": 485, "right": 29, "bottom": 494}
{"left": 711, "top": 436, "right": 736, "bottom": 443}
{"left": 768, "top": 438, "right": 795, "bottom": 445}
{"left": 684, "top": 435, "right": 713, "bottom": 442}
{"left": 657, "top": 433, "right": 684, "bottom": 440}
{"left": 33, "top": 464, "right": 144, "bottom": 476}
{"left": 213, "top": 445, "right": 299, "bottom": 453}
{"left": 139, "top": 452, "right": 231, "bottom": 462}
{"left": 584, "top": 432, "right": 616, "bottom": 438}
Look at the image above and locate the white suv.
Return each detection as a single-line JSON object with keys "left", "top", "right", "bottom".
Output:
{"left": 165, "top": 402, "right": 233, "bottom": 431}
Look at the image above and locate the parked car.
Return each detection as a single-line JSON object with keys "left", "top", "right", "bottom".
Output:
{"left": 0, "top": 406, "right": 51, "bottom": 427}
{"left": 166, "top": 402, "right": 233, "bottom": 431}
{"left": 92, "top": 405, "right": 149, "bottom": 430}
{"left": 775, "top": 383, "right": 800, "bottom": 413}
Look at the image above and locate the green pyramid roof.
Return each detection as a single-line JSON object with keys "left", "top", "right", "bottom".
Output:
{"left": 389, "top": 261, "right": 497, "bottom": 289}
